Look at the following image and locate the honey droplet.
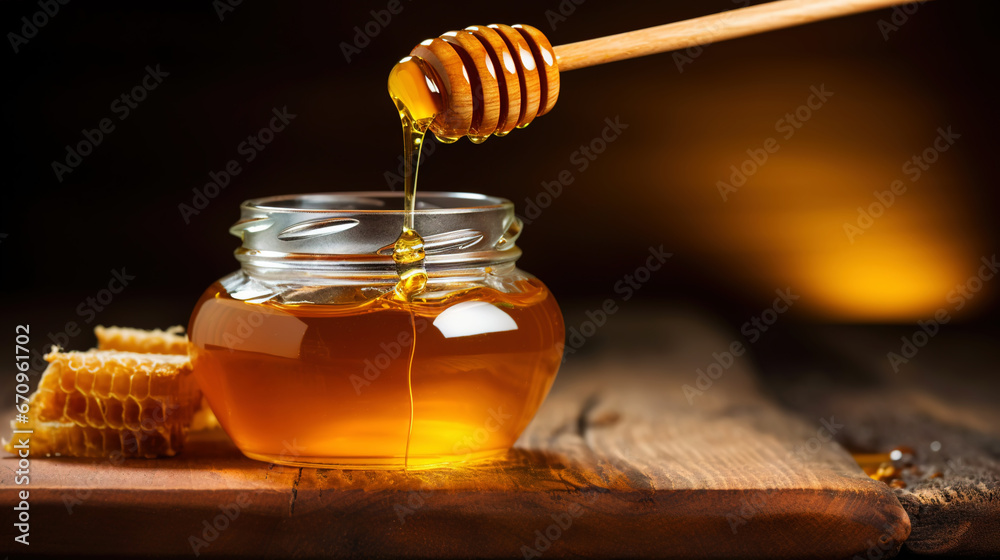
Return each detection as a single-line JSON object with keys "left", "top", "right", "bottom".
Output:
{"left": 393, "top": 227, "right": 427, "bottom": 299}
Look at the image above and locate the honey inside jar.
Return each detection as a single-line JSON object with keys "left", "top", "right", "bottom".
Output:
{"left": 190, "top": 276, "right": 562, "bottom": 468}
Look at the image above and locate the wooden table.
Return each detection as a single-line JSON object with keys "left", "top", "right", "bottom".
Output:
{"left": 1, "top": 311, "right": 961, "bottom": 559}
{"left": 754, "top": 323, "right": 1000, "bottom": 557}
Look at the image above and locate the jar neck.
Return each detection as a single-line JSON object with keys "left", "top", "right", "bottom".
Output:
{"left": 235, "top": 246, "right": 522, "bottom": 284}
{"left": 229, "top": 191, "right": 525, "bottom": 285}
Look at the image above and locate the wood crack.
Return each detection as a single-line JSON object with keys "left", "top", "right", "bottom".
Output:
{"left": 289, "top": 467, "right": 303, "bottom": 516}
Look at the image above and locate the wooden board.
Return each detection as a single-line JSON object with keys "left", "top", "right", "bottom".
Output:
{"left": 753, "top": 325, "right": 1000, "bottom": 556}
{"left": 1, "top": 312, "right": 909, "bottom": 558}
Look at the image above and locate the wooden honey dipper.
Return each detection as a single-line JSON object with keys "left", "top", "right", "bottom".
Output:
{"left": 389, "top": 0, "right": 931, "bottom": 142}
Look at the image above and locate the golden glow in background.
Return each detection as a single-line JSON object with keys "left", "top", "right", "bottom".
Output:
{"left": 563, "top": 60, "right": 988, "bottom": 321}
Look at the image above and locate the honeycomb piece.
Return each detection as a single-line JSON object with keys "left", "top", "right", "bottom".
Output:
{"left": 5, "top": 349, "right": 201, "bottom": 458}
{"left": 32, "top": 350, "right": 200, "bottom": 430}
{"left": 95, "top": 325, "right": 189, "bottom": 355}
{"left": 96, "top": 326, "right": 220, "bottom": 431}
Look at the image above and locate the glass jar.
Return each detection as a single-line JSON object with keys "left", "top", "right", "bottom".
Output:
{"left": 188, "top": 192, "right": 564, "bottom": 469}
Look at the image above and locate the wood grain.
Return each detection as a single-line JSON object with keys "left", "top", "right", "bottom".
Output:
{"left": 1, "top": 312, "right": 909, "bottom": 558}
{"left": 553, "top": 0, "right": 925, "bottom": 71}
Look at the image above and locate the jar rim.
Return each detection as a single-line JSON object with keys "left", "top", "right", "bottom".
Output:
{"left": 243, "top": 191, "right": 513, "bottom": 215}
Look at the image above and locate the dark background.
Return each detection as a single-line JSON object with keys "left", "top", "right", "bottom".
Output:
{"left": 2, "top": 0, "right": 997, "bottom": 362}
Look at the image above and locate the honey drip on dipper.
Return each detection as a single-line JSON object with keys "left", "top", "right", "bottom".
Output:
{"left": 387, "top": 24, "right": 560, "bottom": 297}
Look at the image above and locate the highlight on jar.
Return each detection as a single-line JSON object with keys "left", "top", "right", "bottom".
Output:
{"left": 188, "top": 192, "right": 564, "bottom": 469}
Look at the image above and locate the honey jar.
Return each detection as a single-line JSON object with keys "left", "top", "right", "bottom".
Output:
{"left": 188, "top": 192, "right": 564, "bottom": 468}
